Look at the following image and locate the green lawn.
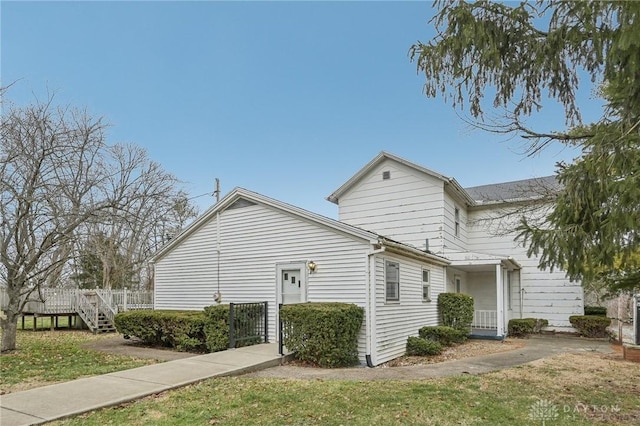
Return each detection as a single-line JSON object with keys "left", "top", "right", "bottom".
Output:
{"left": 0, "top": 329, "right": 156, "bottom": 393}
{"left": 54, "top": 353, "right": 639, "bottom": 426}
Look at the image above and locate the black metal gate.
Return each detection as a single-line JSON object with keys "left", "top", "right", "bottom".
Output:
{"left": 229, "top": 302, "right": 268, "bottom": 348}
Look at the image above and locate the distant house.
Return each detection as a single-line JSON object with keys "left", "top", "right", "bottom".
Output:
{"left": 153, "top": 152, "right": 583, "bottom": 365}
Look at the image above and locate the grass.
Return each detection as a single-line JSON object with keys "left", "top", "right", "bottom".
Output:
{"left": 0, "top": 328, "right": 156, "bottom": 393}
{"left": 17, "top": 315, "right": 75, "bottom": 330}
{"left": 53, "top": 353, "right": 640, "bottom": 425}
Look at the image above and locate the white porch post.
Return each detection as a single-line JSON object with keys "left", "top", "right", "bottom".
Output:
{"left": 496, "top": 264, "right": 505, "bottom": 336}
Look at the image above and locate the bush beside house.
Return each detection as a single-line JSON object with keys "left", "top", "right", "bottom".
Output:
{"left": 419, "top": 325, "right": 467, "bottom": 345}
{"left": 406, "top": 336, "right": 443, "bottom": 356}
{"left": 569, "top": 315, "right": 611, "bottom": 338}
{"left": 584, "top": 306, "right": 608, "bottom": 316}
{"left": 115, "top": 304, "right": 266, "bottom": 353}
{"left": 507, "top": 318, "right": 549, "bottom": 338}
{"left": 114, "top": 310, "right": 207, "bottom": 352}
{"left": 279, "top": 302, "right": 364, "bottom": 368}
{"left": 438, "top": 293, "right": 474, "bottom": 333}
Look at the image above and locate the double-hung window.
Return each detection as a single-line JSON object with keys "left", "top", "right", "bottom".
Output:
{"left": 422, "top": 269, "right": 431, "bottom": 302}
{"left": 385, "top": 261, "right": 400, "bottom": 302}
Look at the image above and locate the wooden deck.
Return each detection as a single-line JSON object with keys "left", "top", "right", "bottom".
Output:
{"left": 2, "top": 288, "right": 153, "bottom": 333}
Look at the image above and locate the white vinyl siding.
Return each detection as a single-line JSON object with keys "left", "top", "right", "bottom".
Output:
{"left": 373, "top": 254, "right": 445, "bottom": 365}
{"left": 442, "top": 192, "right": 468, "bottom": 251}
{"left": 154, "top": 201, "right": 371, "bottom": 361}
{"left": 337, "top": 159, "right": 446, "bottom": 252}
{"left": 467, "top": 206, "right": 583, "bottom": 329}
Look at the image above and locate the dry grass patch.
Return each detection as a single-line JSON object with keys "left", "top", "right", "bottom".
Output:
{"left": 384, "top": 338, "right": 526, "bottom": 367}
{"left": 494, "top": 352, "right": 640, "bottom": 395}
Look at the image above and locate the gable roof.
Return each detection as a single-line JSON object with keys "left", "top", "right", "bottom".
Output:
{"left": 152, "top": 187, "right": 449, "bottom": 266}
{"left": 326, "top": 151, "right": 476, "bottom": 206}
{"left": 464, "top": 176, "right": 560, "bottom": 205}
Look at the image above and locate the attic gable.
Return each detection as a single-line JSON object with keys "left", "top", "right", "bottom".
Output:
{"left": 327, "top": 151, "right": 475, "bottom": 206}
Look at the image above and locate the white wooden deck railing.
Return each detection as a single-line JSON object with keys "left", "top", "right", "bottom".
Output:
{"left": 0, "top": 288, "right": 153, "bottom": 314}
{"left": 76, "top": 291, "right": 99, "bottom": 330}
{"left": 472, "top": 310, "right": 497, "bottom": 329}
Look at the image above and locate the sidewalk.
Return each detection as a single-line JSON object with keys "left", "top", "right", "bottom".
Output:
{"left": 249, "top": 335, "right": 615, "bottom": 381}
{"left": 0, "top": 343, "right": 284, "bottom": 426}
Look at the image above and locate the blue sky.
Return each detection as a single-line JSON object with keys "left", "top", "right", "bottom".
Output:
{"left": 2, "top": 1, "right": 596, "bottom": 218}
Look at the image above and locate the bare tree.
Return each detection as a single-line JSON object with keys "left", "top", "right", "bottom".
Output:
{"left": 0, "top": 96, "right": 186, "bottom": 352}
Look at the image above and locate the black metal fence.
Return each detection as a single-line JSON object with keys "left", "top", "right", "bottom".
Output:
{"left": 229, "top": 301, "right": 268, "bottom": 348}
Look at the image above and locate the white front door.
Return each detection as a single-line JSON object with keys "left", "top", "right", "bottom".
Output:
{"left": 278, "top": 264, "right": 307, "bottom": 304}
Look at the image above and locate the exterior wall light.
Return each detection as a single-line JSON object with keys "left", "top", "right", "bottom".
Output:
{"left": 307, "top": 260, "right": 317, "bottom": 273}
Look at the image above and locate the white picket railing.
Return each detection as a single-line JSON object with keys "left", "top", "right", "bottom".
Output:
{"left": 473, "top": 310, "right": 497, "bottom": 329}
{"left": 76, "top": 291, "right": 99, "bottom": 330}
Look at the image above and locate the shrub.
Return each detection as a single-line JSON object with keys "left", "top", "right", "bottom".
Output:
{"left": 203, "top": 304, "right": 230, "bottom": 352}
{"left": 406, "top": 336, "right": 443, "bottom": 356}
{"left": 569, "top": 315, "right": 611, "bottom": 338}
{"left": 584, "top": 306, "right": 608, "bottom": 317}
{"left": 507, "top": 318, "right": 549, "bottom": 337}
{"left": 508, "top": 318, "right": 548, "bottom": 338}
{"left": 438, "top": 293, "right": 474, "bottom": 332}
{"left": 114, "top": 310, "right": 207, "bottom": 352}
{"left": 419, "top": 325, "right": 467, "bottom": 346}
{"left": 279, "top": 303, "right": 364, "bottom": 368}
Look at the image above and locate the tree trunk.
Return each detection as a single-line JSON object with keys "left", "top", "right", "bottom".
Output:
{"left": 0, "top": 312, "right": 19, "bottom": 353}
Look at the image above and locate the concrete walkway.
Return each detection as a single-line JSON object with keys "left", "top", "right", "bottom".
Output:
{"left": 0, "top": 343, "right": 283, "bottom": 426}
{"left": 249, "top": 335, "right": 615, "bottom": 381}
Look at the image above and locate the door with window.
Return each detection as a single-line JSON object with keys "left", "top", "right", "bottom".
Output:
{"left": 278, "top": 263, "right": 307, "bottom": 305}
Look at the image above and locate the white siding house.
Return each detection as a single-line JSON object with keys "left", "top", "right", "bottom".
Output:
{"left": 153, "top": 188, "right": 449, "bottom": 366}
{"left": 154, "top": 151, "right": 584, "bottom": 366}
{"left": 328, "top": 152, "right": 583, "bottom": 336}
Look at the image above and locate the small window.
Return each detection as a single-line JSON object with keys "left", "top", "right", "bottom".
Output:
{"left": 454, "top": 207, "right": 460, "bottom": 237}
{"left": 382, "top": 170, "right": 391, "bottom": 180}
{"left": 455, "top": 275, "right": 461, "bottom": 293}
{"left": 385, "top": 261, "right": 399, "bottom": 302}
{"left": 422, "top": 269, "right": 431, "bottom": 302}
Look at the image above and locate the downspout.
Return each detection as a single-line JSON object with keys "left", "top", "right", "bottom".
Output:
{"left": 366, "top": 246, "right": 385, "bottom": 368}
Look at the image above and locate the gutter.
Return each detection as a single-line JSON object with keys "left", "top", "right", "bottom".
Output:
{"left": 378, "top": 238, "right": 450, "bottom": 266}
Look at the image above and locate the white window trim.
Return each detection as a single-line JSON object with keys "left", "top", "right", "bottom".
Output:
{"left": 385, "top": 260, "right": 400, "bottom": 303}
{"left": 422, "top": 268, "right": 431, "bottom": 302}
{"left": 454, "top": 207, "right": 460, "bottom": 238}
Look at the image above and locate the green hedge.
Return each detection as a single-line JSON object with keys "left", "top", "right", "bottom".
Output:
{"left": 280, "top": 303, "right": 364, "bottom": 368}
{"left": 203, "top": 304, "right": 231, "bottom": 352}
{"left": 438, "top": 293, "right": 474, "bottom": 332}
{"left": 569, "top": 315, "right": 611, "bottom": 338}
{"left": 507, "top": 318, "right": 549, "bottom": 338}
{"left": 406, "top": 336, "right": 443, "bottom": 356}
{"left": 584, "top": 306, "right": 608, "bottom": 316}
{"left": 419, "top": 325, "right": 467, "bottom": 346}
{"left": 114, "top": 310, "right": 207, "bottom": 352}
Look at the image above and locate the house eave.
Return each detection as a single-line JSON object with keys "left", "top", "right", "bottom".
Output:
{"left": 379, "top": 238, "right": 450, "bottom": 266}
{"left": 152, "top": 187, "right": 379, "bottom": 263}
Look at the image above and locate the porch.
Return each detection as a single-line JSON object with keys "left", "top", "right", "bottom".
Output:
{"left": 444, "top": 251, "right": 521, "bottom": 338}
